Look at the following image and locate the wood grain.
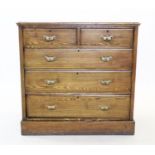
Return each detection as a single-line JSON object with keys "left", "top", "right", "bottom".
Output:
{"left": 25, "top": 71, "right": 131, "bottom": 93}
{"left": 130, "top": 26, "right": 139, "bottom": 119}
{"left": 26, "top": 95, "right": 130, "bottom": 119}
{"left": 21, "top": 120, "right": 135, "bottom": 135}
{"left": 23, "top": 29, "right": 77, "bottom": 48}
{"left": 17, "top": 22, "right": 139, "bottom": 135}
{"left": 25, "top": 49, "right": 132, "bottom": 70}
{"left": 81, "top": 29, "right": 133, "bottom": 48}
{"left": 18, "top": 26, "right": 26, "bottom": 119}
{"left": 17, "top": 22, "right": 140, "bottom": 29}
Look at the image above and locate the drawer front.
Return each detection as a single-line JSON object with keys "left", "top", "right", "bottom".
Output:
{"left": 25, "top": 49, "right": 132, "bottom": 70}
{"left": 23, "top": 29, "right": 76, "bottom": 48}
{"left": 27, "top": 95, "right": 130, "bottom": 120}
{"left": 25, "top": 71, "right": 131, "bottom": 93}
{"left": 81, "top": 29, "right": 133, "bottom": 48}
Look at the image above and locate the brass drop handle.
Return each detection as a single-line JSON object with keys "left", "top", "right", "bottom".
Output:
{"left": 47, "top": 105, "right": 56, "bottom": 110}
{"left": 43, "top": 35, "right": 56, "bottom": 41}
{"left": 101, "top": 35, "right": 113, "bottom": 41}
{"left": 45, "top": 80, "right": 57, "bottom": 85}
{"left": 101, "top": 56, "right": 112, "bottom": 62}
{"left": 101, "top": 80, "right": 112, "bottom": 85}
{"left": 100, "top": 105, "right": 109, "bottom": 111}
{"left": 44, "top": 56, "right": 56, "bottom": 62}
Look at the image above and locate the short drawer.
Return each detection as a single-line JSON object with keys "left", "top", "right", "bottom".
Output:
{"left": 23, "top": 29, "right": 76, "bottom": 48}
{"left": 81, "top": 29, "right": 133, "bottom": 48}
{"left": 27, "top": 95, "right": 130, "bottom": 120}
{"left": 25, "top": 49, "right": 132, "bottom": 70}
{"left": 25, "top": 71, "right": 131, "bottom": 93}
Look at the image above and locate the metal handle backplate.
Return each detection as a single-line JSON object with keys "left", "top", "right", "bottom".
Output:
{"left": 47, "top": 105, "right": 56, "bottom": 110}
{"left": 101, "top": 35, "right": 113, "bottom": 41}
{"left": 45, "top": 80, "right": 57, "bottom": 85}
{"left": 101, "top": 80, "right": 112, "bottom": 85}
{"left": 101, "top": 56, "right": 112, "bottom": 62}
{"left": 43, "top": 35, "right": 56, "bottom": 41}
{"left": 100, "top": 105, "right": 109, "bottom": 111}
{"left": 44, "top": 56, "right": 56, "bottom": 62}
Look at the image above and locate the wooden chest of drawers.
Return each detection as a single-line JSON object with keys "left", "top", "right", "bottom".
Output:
{"left": 17, "top": 22, "right": 139, "bottom": 135}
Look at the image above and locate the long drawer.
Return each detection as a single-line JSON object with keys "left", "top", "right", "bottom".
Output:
{"left": 25, "top": 71, "right": 131, "bottom": 93}
{"left": 25, "top": 49, "right": 132, "bottom": 70}
{"left": 27, "top": 95, "right": 130, "bottom": 120}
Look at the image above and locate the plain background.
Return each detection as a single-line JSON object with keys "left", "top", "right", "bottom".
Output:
{"left": 0, "top": 0, "right": 155, "bottom": 145}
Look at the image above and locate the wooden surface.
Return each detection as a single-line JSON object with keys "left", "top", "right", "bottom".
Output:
{"left": 21, "top": 120, "right": 135, "bottom": 135}
{"left": 25, "top": 49, "right": 132, "bottom": 70}
{"left": 23, "top": 29, "right": 76, "bottom": 48}
{"left": 81, "top": 29, "right": 133, "bottom": 48}
{"left": 17, "top": 22, "right": 140, "bottom": 28}
{"left": 27, "top": 95, "right": 130, "bottom": 119}
{"left": 25, "top": 71, "right": 131, "bottom": 93}
{"left": 18, "top": 26, "right": 26, "bottom": 119}
{"left": 130, "top": 26, "right": 139, "bottom": 120}
{"left": 18, "top": 22, "right": 139, "bottom": 135}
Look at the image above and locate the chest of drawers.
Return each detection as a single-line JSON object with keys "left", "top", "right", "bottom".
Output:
{"left": 17, "top": 22, "right": 139, "bottom": 135}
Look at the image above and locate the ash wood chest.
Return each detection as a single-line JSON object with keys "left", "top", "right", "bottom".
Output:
{"left": 17, "top": 22, "right": 139, "bottom": 135}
